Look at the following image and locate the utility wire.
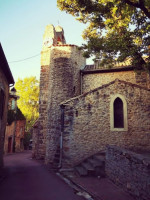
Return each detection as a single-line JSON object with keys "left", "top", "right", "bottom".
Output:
{"left": 8, "top": 53, "right": 40, "bottom": 63}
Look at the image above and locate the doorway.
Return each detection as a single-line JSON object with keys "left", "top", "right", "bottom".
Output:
{"left": 8, "top": 137, "right": 12, "bottom": 153}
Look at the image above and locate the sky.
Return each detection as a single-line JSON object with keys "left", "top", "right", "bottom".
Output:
{"left": 0, "top": 0, "right": 93, "bottom": 83}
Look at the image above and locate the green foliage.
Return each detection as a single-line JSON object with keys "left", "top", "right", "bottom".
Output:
{"left": 57, "top": 0, "right": 150, "bottom": 69}
{"left": 7, "top": 110, "right": 15, "bottom": 125}
{"left": 15, "top": 76, "right": 39, "bottom": 131}
{"left": 7, "top": 107, "right": 25, "bottom": 125}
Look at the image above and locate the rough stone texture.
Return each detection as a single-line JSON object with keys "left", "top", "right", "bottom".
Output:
{"left": 4, "top": 120, "right": 26, "bottom": 154}
{"left": 32, "top": 120, "right": 40, "bottom": 158}
{"left": 106, "top": 146, "right": 150, "bottom": 200}
{"left": 82, "top": 70, "right": 150, "bottom": 93}
{"left": 15, "top": 120, "right": 26, "bottom": 152}
{"left": 4, "top": 122, "right": 15, "bottom": 154}
{"left": 4, "top": 92, "right": 26, "bottom": 154}
{"left": 33, "top": 25, "right": 150, "bottom": 176}
{"left": 45, "top": 46, "right": 85, "bottom": 164}
{"left": 34, "top": 25, "right": 86, "bottom": 163}
{"left": 0, "top": 67, "right": 9, "bottom": 171}
{"left": 37, "top": 62, "right": 50, "bottom": 159}
{"left": 61, "top": 79, "right": 150, "bottom": 168}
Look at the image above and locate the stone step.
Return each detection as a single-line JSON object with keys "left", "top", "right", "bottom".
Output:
{"left": 88, "top": 158, "right": 104, "bottom": 167}
{"left": 82, "top": 162, "right": 94, "bottom": 170}
{"left": 93, "top": 155, "right": 105, "bottom": 165}
{"left": 95, "top": 166, "right": 105, "bottom": 177}
{"left": 81, "top": 162, "right": 95, "bottom": 176}
{"left": 74, "top": 152, "right": 106, "bottom": 177}
{"left": 75, "top": 166, "right": 88, "bottom": 177}
{"left": 93, "top": 154, "right": 105, "bottom": 161}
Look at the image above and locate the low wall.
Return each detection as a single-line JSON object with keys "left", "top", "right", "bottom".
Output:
{"left": 106, "top": 146, "right": 150, "bottom": 200}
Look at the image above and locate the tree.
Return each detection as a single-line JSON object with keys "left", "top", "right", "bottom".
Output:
{"left": 7, "top": 107, "right": 26, "bottom": 125}
{"left": 15, "top": 77, "right": 39, "bottom": 131}
{"left": 57, "top": 0, "right": 150, "bottom": 70}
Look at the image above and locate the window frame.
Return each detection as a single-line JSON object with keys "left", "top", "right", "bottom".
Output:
{"left": 110, "top": 94, "right": 128, "bottom": 131}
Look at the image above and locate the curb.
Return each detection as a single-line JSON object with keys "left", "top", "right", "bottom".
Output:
{"left": 57, "top": 172, "right": 102, "bottom": 200}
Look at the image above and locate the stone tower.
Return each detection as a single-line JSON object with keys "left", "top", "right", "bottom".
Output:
{"left": 35, "top": 25, "right": 86, "bottom": 164}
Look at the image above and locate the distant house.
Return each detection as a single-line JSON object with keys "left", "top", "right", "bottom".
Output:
{"left": 0, "top": 43, "right": 14, "bottom": 172}
{"left": 4, "top": 88, "right": 26, "bottom": 154}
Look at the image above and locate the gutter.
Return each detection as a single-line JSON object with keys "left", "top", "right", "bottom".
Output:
{"left": 81, "top": 66, "right": 134, "bottom": 75}
{"left": 58, "top": 104, "right": 65, "bottom": 168}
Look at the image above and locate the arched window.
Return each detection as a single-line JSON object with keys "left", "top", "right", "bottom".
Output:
{"left": 110, "top": 94, "right": 128, "bottom": 131}
{"left": 114, "top": 98, "right": 123, "bottom": 128}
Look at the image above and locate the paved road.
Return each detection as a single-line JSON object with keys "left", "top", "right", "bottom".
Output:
{"left": 0, "top": 151, "right": 84, "bottom": 200}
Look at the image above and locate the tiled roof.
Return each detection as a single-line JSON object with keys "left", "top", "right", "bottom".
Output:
{"left": 81, "top": 66, "right": 134, "bottom": 74}
{"left": 83, "top": 56, "right": 148, "bottom": 72}
{"left": 83, "top": 59, "right": 133, "bottom": 71}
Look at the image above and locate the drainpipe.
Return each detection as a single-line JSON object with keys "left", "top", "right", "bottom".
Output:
{"left": 80, "top": 71, "right": 83, "bottom": 94}
{"left": 13, "top": 103, "right": 17, "bottom": 153}
{"left": 58, "top": 104, "right": 65, "bottom": 168}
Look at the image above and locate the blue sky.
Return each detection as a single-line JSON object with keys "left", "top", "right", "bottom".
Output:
{"left": 0, "top": 0, "right": 92, "bottom": 82}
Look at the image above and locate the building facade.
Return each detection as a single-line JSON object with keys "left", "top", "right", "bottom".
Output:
{"left": 33, "top": 25, "right": 150, "bottom": 169}
{"left": 4, "top": 88, "right": 26, "bottom": 154}
{"left": 0, "top": 43, "right": 14, "bottom": 172}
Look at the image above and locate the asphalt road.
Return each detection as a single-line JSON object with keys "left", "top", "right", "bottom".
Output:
{"left": 0, "top": 151, "right": 84, "bottom": 200}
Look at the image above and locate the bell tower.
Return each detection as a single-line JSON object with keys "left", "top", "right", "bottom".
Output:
{"left": 34, "top": 24, "right": 86, "bottom": 164}
{"left": 42, "top": 24, "right": 66, "bottom": 50}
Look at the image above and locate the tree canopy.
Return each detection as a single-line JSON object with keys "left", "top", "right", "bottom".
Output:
{"left": 15, "top": 77, "right": 39, "bottom": 131}
{"left": 57, "top": 0, "right": 150, "bottom": 69}
{"left": 7, "top": 107, "right": 26, "bottom": 126}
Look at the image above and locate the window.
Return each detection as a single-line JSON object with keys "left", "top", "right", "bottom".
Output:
{"left": 0, "top": 89, "right": 5, "bottom": 119}
{"left": 110, "top": 94, "right": 128, "bottom": 131}
{"left": 114, "top": 98, "right": 124, "bottom": 128}
{"left": 11, "top": 99, "right": 16, "bottom": 110}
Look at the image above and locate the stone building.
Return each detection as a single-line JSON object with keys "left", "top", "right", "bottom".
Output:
{"left": 4, "top": 88, "right": 26, "bottom": 154}
{"left": 33, "top": 25, "right": 150, "bottom": 171}
{"left": 0, "top": 43, "right": 14, "bottom": 173}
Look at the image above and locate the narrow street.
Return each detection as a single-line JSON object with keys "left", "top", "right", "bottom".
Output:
{"left": 0, "top": 151, "right": 84, "bottom": 200}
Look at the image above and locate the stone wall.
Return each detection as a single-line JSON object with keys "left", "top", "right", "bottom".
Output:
{"left": 61, "top": 79, "right": 150, "bottom": 168}
{"left": 4, "top": 120, "right": 26, "bottom": 153}
{"left": 0, "top": 67, "right": 9, "bottom": 170}
{"left": 35, "top": 25, "right": 85, "bottom": 163}
{"left": 4, "top": 122, "right": 15, "bottom": 154}
{"left": 45, "top": 46, "right": 85, "bottom": 164}
{"left": 36, "top": 47, "right": 51, "bottom": 159}
{"left": 106, "top": 146, "right": 150, "bottom": 200}
{"left": 32, "top": 121, "right": 39, "bottom": 158}
{"left": 15, "top": 120, "right": 26, "bottom": 152}
{"left": 82, "top": 70, "right": 149, "bottom": 93}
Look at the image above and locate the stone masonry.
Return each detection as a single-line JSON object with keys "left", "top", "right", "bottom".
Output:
{"left": 0, "top": 44, "right": 14, "bottom": 174}
{"left": 60, "top": 79, "right": 150, "bottom": 168}
{"left": 82, "top": 68, "right": 150, "bottom": 93}
{"left": 106, "top": 146, "right": 150, "bottom": 200}
{"left": 45, "top": 46, "right": 85, "bottom": 164}
{"left": 33, "top": 25, "right": 150, "bottom": 173}
{"left": 35, "top": 25, "right": 85, "bottom": 163}
{"left": 0, "top": 67, "right": 9, "bottom": 169}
